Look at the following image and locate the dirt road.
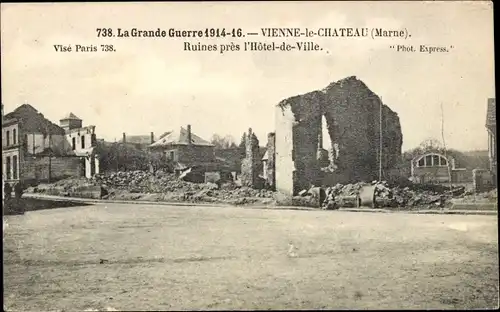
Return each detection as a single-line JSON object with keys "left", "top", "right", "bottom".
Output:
{"left": 3, "top": 203, "right": 499, "bottom": 310}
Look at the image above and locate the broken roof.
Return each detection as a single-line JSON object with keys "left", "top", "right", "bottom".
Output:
{"left": 150, "top": 127, "right": 213, "bottom": 147}
{"left": 486, "top": 98, "right": 496, "bottom": 128}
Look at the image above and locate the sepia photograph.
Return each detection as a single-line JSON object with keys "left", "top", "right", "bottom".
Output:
{"left": 2, "top": 1, "right": 497, "bottom": 310}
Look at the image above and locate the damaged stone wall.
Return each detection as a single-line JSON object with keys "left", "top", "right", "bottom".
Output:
{"left": 275, "top": 76, "right": 403, "bottom": 196}
{"left": 265, "top": 132, "right": 276, "bottom": 189}
{"left": 240, "top": 128, "right": 261, "bottom": 188}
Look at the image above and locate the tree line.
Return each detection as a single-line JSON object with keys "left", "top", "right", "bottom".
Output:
{"left": 210, "top": 133, "right": 247, "bottom": 150}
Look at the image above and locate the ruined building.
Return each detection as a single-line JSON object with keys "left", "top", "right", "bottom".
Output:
{"left": 2, "top": 104, "right": 100, "bottom": 187}
{"left": 272, "top": 76, "right": 403, "bottom": 196}
{"left": 149, "top": 125, "right": 216, "bottom": 171}
{"left": 486, "top": 98, "right": 496, "bottom": 175}
{"left": 262, "top": 132, "right": 276, "bottom": 188}
{"left": 240, "top": 128, "right": 261, "bottom": 187}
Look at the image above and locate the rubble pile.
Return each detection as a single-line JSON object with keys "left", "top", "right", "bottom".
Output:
{"left": 53, "top": 177, "right": 94, "bottom": 189}
{"left": 456, "top": 187, "right": 498, "bottom": 203}
{"left": 90, "top": 170, "right": 275, "bottom": 202}
{"left": 489, "top": 188, "right": 498, "bottom": 199}
{"left": 324, "top": 181, "right": 468, "bottom": 208}
{"left": 28, "top": 170, "right": 496, "bottom": 209}
{"left": 328, "top": 182, "right": 368, "bottom": 196}
{"left": 26, "top": 177, "right": 90, "bottom": 196}
{"left": 92, "top": 171, "right": 205, "bottom": 193}
{"left": 28, "top": 170, "right": 275, "bottom": 204}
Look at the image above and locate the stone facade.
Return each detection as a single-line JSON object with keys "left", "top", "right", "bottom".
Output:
{"left": 472, "top": 168, "right": 495, "bottom": 193}
{"left": 166, "top": 145, "right": 216, "bottom": 164}
{"left": 59, "top": 113, "right": 99, "bottom": 179}
{"left": 149, "top": 125, "right": 216, "bottom": 168}
{"left": 65, "top": 126, "right": 97, "bottom": 153}
{"left": 21, "top": 156, "right": 84, "bottom": 183}
{"left": 2, "top": 118, "right": 21, "bottom": 184}
{"left": 275, "top": 76, "right": 403, "bottom": 196}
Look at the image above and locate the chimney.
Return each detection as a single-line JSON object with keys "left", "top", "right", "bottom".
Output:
{"left": 187, "top": 125, "right": 192, "bottom": 145}
{"left": 150, "top": 132, "right": 154, "bottom": 144}
{"left": 122, "top": 133, "right": 126, "bottom": 144}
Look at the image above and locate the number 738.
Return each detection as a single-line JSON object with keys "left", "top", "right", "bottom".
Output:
{"left": 100, "top": 45, "right": 115, "bottom": 52}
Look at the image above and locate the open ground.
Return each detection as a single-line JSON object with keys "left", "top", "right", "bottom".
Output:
{"left": 3, "top": 202, "right": 499, "bottom": 311}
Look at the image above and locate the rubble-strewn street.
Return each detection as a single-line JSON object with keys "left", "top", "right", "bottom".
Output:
{"left": 326, "top": 181, "right": 497, "bottom": 209}
{"left": 26, "top": 170, "right": 276, "bottom": 206}
{"left": 24, "top": 170, "right": 498, "bottom": 210}
{"left": 4, "top": 79, "right": 497, "bottom": 213}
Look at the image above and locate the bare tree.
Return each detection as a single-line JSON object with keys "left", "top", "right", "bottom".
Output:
{"left": 210, "top": 134, "right": 237, "bottom": 149}
{"left": 239, "top": 132, "right": 247, "bottom": 157}
{"left": 419, "top": 138, "right": 444, "bottom": 152}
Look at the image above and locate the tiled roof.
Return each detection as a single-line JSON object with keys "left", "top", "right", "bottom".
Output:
{"left": 2, "top": 117, "right": 18, "bottom": 126}
{"left": 4, "top": 104, "right": 65, "bottom": 135}
{"left": 150, "top": 127, "right": 213, "bottom": 147}
{"left": 486, "top": 98, "right": 496, "bottom": 127}
{"left": 60, "top": 112, "right": 81, "bottom": 121}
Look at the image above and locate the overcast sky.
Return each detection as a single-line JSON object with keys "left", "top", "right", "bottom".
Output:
{"left": 1, "top": 2, "right": 494, "bottom": 151}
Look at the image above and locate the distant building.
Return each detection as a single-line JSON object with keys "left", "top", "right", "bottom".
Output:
{"left": 410, "top": 149, "right": 490, "bottom": 184}
{"left": 411, "top": 152, "right": 457, "bottom": 184}
{"left": 2, "top": 104, "right": 100, "bottom": 186}
{"left": 59, "top": 112, "right": 100, "bottom": 178}
{"left": 3, "top": 104, "right": 69, "bottom": 186}
{"left": 120, "top": 132, "right": 155, "bottom": 150}
{"left": 149, "top": 125, "right": 216, "bottom": 171}
{"left": 2, "top": 110, "right": 22, "bottom": 184}
{"left": 486, "top": 98, "right": 496, "bottom": 175}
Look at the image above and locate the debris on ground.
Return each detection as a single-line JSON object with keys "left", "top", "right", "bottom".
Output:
{"left": 28, "top": 170, "right": 275, "bottom": 205}
{"left": 322, "top": 188, "right": 338, "bottom": 210}
{"left": 25, "top": 170, "right": 497, "bottom": 209}
{"left": 323, "top": 181, "right": 495, "bottom": 209}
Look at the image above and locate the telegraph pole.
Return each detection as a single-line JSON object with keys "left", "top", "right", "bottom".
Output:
{"left": 441, "top": 102, "right": 453, "bottom": 191}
